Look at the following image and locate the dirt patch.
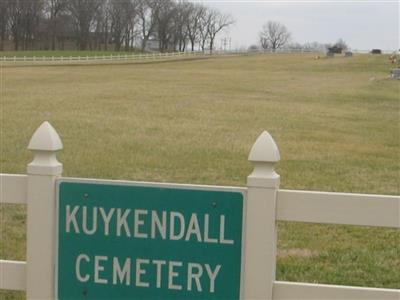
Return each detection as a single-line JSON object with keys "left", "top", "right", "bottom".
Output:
{"left": 278, "top": 248, "right": 319, "bottom": 258}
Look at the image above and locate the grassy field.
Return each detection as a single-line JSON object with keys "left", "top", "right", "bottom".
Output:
{"left": 0, "top": 53, "right": 399, "bottom": 298}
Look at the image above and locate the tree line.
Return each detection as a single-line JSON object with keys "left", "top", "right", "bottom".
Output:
{"left": 253, "top": 21, "right": 349, "bottom": 53}
{"left": 0, "top": 0, "right": 235, "bottom": 52}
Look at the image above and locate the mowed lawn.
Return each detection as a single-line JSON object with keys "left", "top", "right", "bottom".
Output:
{"left": 1, "top": 53, "right": 399, "bottom": 298}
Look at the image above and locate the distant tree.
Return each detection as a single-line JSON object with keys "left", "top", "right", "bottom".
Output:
{"left": 259, "top": 21, "right": 291, "bottom": 52}
{"left": 304, "top": 41, "right": 327, "bottom": 51}
{"left": 205, "top": 9, "right": 234, "bottom": 53}
{"left": 186, "top": 3, "right": 206, "bottom": 51}
{"left": 68, "top": 0, "right": 104, "bottom": 50}
{"left": 333, "top": 38, "right": 348, "bottom": 51}
{"left": 45, "top": 0, "right": 67, "bottom": 50}
{"left": 109, "top": 0, "right": 134, "bottom": 51}
{"left": 154, "top": 0, "right": 176, "bottom": 52}
{"left": 197, "top": 8, "right": 209, "bottom": 51}
{"left": 6, "top": 1, "right": 22, "bottom": 50}
{"left": 0, "top": 0, "right": 234, "bottom": 52}
{"left": 287, "top": 42, "right": 302, "bottom": 50}
{"left": 123, "top": 0, "right": 139, "bottom": 52}
{"left": 22, "top": 0, "right": 43, "bottom": 50}
{"left": 92, "top": 0, "right": 110, "bottom": 50}
{"left": 7, "top": 0, "right": 43, "bottom": 50}
{"left": 0, "top": 0, "right": 8, "bottom": 50}
{"left": 172, "top": 1, "right": 191, "bottom": 52}
{"left": 137, "top": 0, "right": 159, "bottom": 51}
{"left": 286, "top": 41, "right": 327, "bottom": 52}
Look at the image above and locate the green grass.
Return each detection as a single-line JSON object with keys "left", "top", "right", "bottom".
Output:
{"left": 0, "top": 53, "right": 399, "bottom": 298}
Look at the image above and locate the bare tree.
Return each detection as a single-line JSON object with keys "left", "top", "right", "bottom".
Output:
{"left": 137, "top": 0, "right": 159, "bottom": 51}
{"left": 0, "top": 0, "right": 234, "bottom": 53}
{"left": 21, "top": 0, "right": 43, "bottom": 50}
{"left": 154, "top": 0, "right": 175, "bottom": 52}
{"left": 109, "top": 0, "right": 130, "bottom": 51}
{"left": 55, "top": 13, "right": 74, "bottom": 50}
{"left": 197, "top": 8, "right": 209, "bottom": 51}
{"left": 7, "top": 0, "right": 43, "bottom": 50}
{"left": 186, "top": 3, "right": 205, "bottom": 51}
{"left": 172, "top": 1, "right": 191, "bottom": 52}
{"left": 45, "top": 0, "right": 67, "bottom": 50}
{"left": 205, "top": 9, "right": 234, "bottom": 53}
{"left": 0, "top": 0, "right": 8, "bottom": 50}
{"left": 68, "top": 0, "right": 104, "bottom": 50}
{"left": 259, "top": 21, "right": 291, "bottom": 52}
{"left": 123, "top": 1, "right": 139, "bottom": 52}
{"left": 7, "top": 1, "right": 25, "bottom": 50}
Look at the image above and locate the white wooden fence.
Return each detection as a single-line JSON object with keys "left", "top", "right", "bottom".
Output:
{"left": 0, "top": 122, "right": 399, "bottom": 299}
{"left": 0, "top": 49, "right": 324, "bottom": 66}
{"left": 0, "top": 50, "right": 240, "bottom": 65}
{"left": 1, "top": 49, "right": 395, "bottom": 66}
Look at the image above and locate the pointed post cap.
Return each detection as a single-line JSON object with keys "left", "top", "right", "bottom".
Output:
{"left": 248, "top": 131, "right": 280, "bottom": 163}
{"left": 28, "top": 121, "right": 63, "bottom": 151}
{"left": 247, "top": 131, "right": 280, "bottom": 188}
{"left": 27, "top": 122, "right": 63, "bottom": 175}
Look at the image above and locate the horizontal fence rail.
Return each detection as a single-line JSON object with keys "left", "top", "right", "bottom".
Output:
{"left": 0, "top": 49, "right": 331, "bottom": 65}
{"left": 0, "top": 260, "right": 26, "bottom": 291}
{"left": 277, "top": 190, "right": 400, "bottom": 228}
{"left": 2, "top": 173, "right": 398, "bottom": 228}
{"left": 0, "top": 50, "right": 239, "bottom": 64}
{"left": 273, "top": 281, "right": 400, "bottom": 300}
{"left": 0, "top": 48, "right": 396, "bottom": 64}
{"left": 0, "top": 174, "right": 27, "bottom": 204}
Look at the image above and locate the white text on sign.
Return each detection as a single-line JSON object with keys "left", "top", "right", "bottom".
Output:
{"left": 65, "top": 205, "right": 235, "bottom": 244}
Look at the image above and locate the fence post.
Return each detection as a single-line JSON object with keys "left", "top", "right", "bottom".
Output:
{"left": 244, "top": 131, "right": 280, "bottom": 300}
{"left": 26, "top": 121, "right": 63, "bottom": 300}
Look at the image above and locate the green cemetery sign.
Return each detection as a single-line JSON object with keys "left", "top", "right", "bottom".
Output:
{"left": 56, "top": 180, "right": 244, "bottom": 300}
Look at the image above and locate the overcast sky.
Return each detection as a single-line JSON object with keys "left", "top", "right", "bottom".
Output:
{"left": 195, "top": 0, "right": 399, "bottom": 50}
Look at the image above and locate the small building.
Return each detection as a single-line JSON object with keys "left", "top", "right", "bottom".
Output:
{"left": 328, "top": 46, "right": 343, "bottom": 54}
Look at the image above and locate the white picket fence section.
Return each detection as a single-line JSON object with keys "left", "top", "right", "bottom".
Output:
{"left": 0, "top": 50, "right": 243, "bottom": 65}
{"left": 0, "top": 122, "right": 399, "bottom": 299}
{"left": 0, "top": 49, "right": 396, "bottom": 66}
{"left": 0, "top": 49, "right": 327, "bottom": 66}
